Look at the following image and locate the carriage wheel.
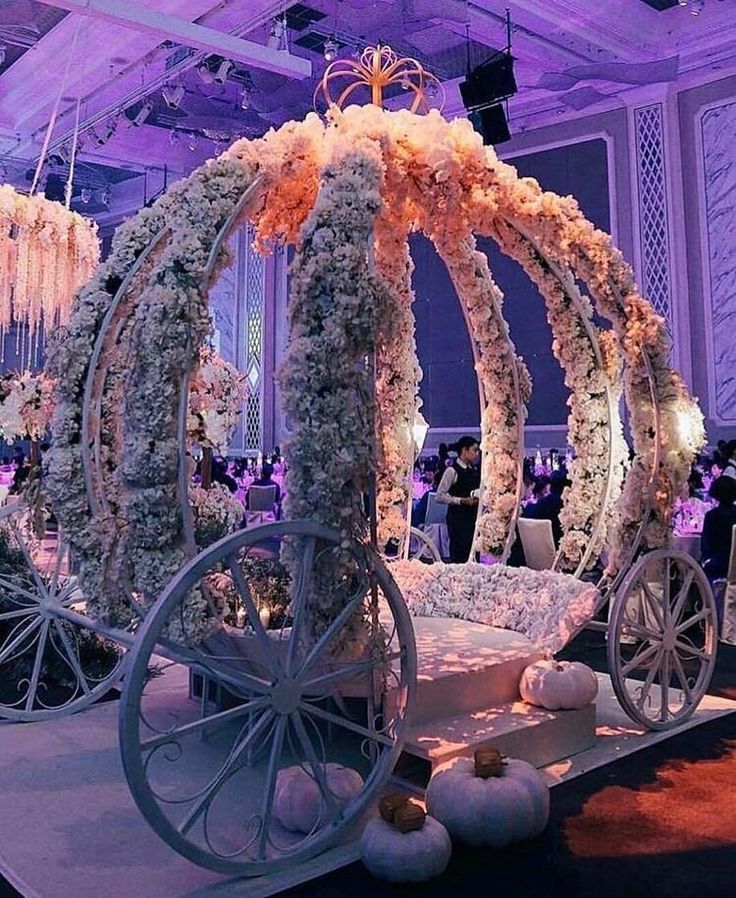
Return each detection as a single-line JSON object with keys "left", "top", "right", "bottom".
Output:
{"left": 406, "top": 527, "right": 442, "bottom": 563}
{"left": 0, "top": 504, "right": 127, "bottom": 721}
{"left": 119, "top": 520, "right": 416, "bottom": 876}
{"left": 607, "top": 548, "right": 717, "bottom": 730}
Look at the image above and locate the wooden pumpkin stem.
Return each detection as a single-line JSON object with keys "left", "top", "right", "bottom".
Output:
{"left": 474, "top": 746, "right": 506, "bottom": 778}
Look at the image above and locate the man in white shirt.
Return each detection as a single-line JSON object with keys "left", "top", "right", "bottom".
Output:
{"left": 436, "top": 436, "right": 481, "bottom": 563}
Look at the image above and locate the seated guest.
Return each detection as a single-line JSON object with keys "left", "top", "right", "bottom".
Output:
{"left": 247, "top": 462, "right": 281, "bottom": 506}
{"left": 211, "top": 456, "right": 238, "bottom": 494}
{"left": 712, "top": 440, "right": 729, "bottom": 469}
{"left": 701, "top": 475, "right": 736, "bottom": 581}
{"left": 722, "top": 440, "right": 736, "bottom": 480}
{"left": 530, "top": 475, "right": 550, "bottom": 504}
{"left": 525, "top": 469, "right": 571, "bottom": 546}
{"left": 412, "top": 469, "right": 442, "bottom": 528}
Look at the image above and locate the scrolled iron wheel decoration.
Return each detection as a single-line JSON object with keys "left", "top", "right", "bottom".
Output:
{"left": 119, "top": 520, "right": 417, "bottom": 876}
{"left": 0, "top": 503, "right": 127, "bottom": 721}
{"left": 607, "top": 548, "right": 717, "bottom": 731}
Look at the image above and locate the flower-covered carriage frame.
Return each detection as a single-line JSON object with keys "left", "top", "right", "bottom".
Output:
{"left": 0, "top": 48, "right": 718, "bottom": 881}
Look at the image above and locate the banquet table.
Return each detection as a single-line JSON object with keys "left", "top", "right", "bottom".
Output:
{"left": 673, "top": 531, "right": 702, "bottom": 562}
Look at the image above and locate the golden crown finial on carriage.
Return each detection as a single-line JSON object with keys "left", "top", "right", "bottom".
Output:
{"left": 317, "top": 43, "right": 445, "bottom": 113}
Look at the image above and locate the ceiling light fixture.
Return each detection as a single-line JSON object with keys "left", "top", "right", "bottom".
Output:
{"left": 99, "top": 186, "right": 111, "bottom": 206}
{"left": 239, "top": 85, "right": 251, "bottom": 110}
{"left": 188, "top": 133, "right": 199, "bottom": 152}
{"left": 162, "top": 83, "right": 186, "bottom": 110}
{"left": 0, "top": 45, "right": 6, "bottom": 67}
{"left": 323, "top": 36, "right": 339, "bottom": 62}
{"left": 80, "top": 187, "right": 92, "bottom": 204}
{"left": 268, "top": 15, "right": 289, "bottom": 52}
{"left": 128, "top": 101, "right": 153, "bottom": 127}
{"left": 169, "top": 129, "right": 180, "bottom": 146}
{"left": 197, "top": 60, "right": 216, "bottom": 84}
{"left": 212, "top": 59, "right": 234, "bottom": 85}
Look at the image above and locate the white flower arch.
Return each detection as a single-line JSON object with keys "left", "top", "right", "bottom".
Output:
{"left": 46, "top": 106, "right": 703, "bottom": 630}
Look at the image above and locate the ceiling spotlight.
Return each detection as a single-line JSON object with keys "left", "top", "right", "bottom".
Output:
{"left": 323, "top": 36, "right": 339, "bottom": 62}
{"left": 162, "top": 83, "right": 185, "bottom": 110}
{"left": 80, "top": 187, "right": 92, "bottom": 204}
{"left": 239, "top": 85, "right": 251, "bottom": 110}
{"left": 677, "top": 0, "right": 688, "bottom": 5}
{"left": 128, "top": 101, "right": 153, "bottom": 127}
{"left": 690, "top": 0, "right": 705, "bottom": 13}
{"left": 170, "top": 129, "right": 180, "bottom": 146}
{"left": 212, "top": 59, "right": 233, "bottom": 85}
{"left": 0, "top": 45, "right": 6, "bottom": 67}
{"left": 268, "top": 15, "right": 288, "bottom": 52}
{"left": 188, "top": 133, "right": 199, "bottom": 152}
{"left": 197, "top": 60, "right": 216, "bottom": 84}
{"left": 99, "top": 186, "right": 111, "bottom": 206}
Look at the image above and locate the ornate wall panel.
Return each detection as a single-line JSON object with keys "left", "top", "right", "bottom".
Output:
{"left": 633, "top": 103, "right": 673, "bottom": 328}
{"left": 700, "top": 99, "right": 736, "bottom": 423}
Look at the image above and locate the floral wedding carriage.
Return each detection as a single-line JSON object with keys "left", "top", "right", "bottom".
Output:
{"left": 0, "top": 47, "right": 717, "bottom": 878}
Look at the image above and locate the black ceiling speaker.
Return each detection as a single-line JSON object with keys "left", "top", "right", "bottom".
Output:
{"left": 469, "top": 104, "right": 511, "bottom": 146}
{"left": 460, "top": 52, "right": 517, "bottom": 110}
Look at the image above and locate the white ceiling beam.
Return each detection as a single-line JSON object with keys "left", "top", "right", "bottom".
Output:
{"left": 39, "top": 0, "right": 312, "bottom": 79}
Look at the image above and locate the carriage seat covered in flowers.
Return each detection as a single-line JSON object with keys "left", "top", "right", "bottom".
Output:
{"left": 389, "top": 559, "right": 600, "bottom": 655}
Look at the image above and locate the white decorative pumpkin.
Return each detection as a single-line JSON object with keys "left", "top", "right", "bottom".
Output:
{"left": 361, "top": 816, "right": 452, "bottom": 882}
{"left": 519, "top": 659, "right": 598, "bottom": 710}
{"left": 274, "top": 764, "right": 363, "bottom": 833}
{"left": 426, "top": 755, "right": 549, "bottom": 847}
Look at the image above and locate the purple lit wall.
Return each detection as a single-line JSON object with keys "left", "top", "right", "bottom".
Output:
{"left": 412, "top": 135, "right": 613, "bottom": 445}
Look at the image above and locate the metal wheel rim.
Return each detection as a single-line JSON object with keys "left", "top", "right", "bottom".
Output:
{"left": 607, "top": 548, "right": 717, "bottom": 730}
{"left": 0, "top": 505, "right": 128, "bottom": 721}
{"left": 119, "top": 519, "right": 417, "bottom": 876}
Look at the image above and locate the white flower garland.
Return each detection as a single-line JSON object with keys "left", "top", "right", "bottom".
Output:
{"left": 0, "top": 371, "right": 55, "bottom": 441}
{"left": 390, "top": 558, "right": 600, "bottom": 655}
{"left": 187, "top": 346, "right": 247, "bottom": 453}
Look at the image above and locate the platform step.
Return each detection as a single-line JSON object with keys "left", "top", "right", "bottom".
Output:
{"left": 393, "top": 617, "right": 543, "bottom": 725}
{"left": 396, "top": 700, "right": 597, "bottom": 788}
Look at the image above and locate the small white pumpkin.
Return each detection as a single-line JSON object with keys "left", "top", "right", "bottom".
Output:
{"left": 361, "top": 815, "right": 452, "bottom": 882}
{"left": 519, "top": 659, "right": 598, "bottom": 710}
{"left": 426, "top": 755, "right": 549, "bottom": 847}
{"left": 273, "top": 763, "right": 363, "bottom": 833}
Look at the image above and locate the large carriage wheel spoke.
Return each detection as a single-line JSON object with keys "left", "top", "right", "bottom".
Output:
{"left": 302, "top": 651, "right": 401, "bottom": 693}
{"left": 157, "top": 638, "right": 272, "bottom": 697}
{"left": 661, "top": 559, "right": 672, "bottom": 624}
{"left": 298, "top": 701, "right": 393, "bottom": 748}
{"left": 297, "top": 585, "right": 368, "bottom": 680}
{"left": 52, "top": 620, "right": 91, "bottom": 695}
{"left": 8, "top": 522, "right": 49, "bottom": 598}
{"left": 659, "top": 651, "right": 671, "bottom": 722}
{"left": 292, "top": 710, "right": 340, "bottom": 820}
{"left": 285, "top": 537, "right": 316, "bottom": 677}
{"left": 25, "top": 620, "right": 50, "bottom": 711}
{"left": 0, "top": 576, "right": 41, "bottom": 606}
{"left": 256, "top": 715, "right": 287, "bottom": 859}
{"left": 140, "top": 697, "right": 270, "bottom": 753}
{"left": 670, "top": 570, "right": 695, "bottom": 626}
{"left": 640, "top": 581, "right": 665, "bottom": 630}
{"left": 0, "top": 606, "right": 38, "bottom": 623}
{"left": 227, "top": 554, "right": 281, "bottom": 679}
{"left": 670, "top": 650, "right": 693, "bottom": 704}
{"left": 635, "top": 649, "right": 663, "bottom": 712}
{"left": 0, "top": 615, "right": 43, "bottom": 666}
{"left": 620, "top": 620, "right": 661, "bottom": 643}
{"left": 675, "top": 608, "right": 710, "bottom": 635}
{"left": 178, "top": 709, "right": 274, "bottom": 837}
{"left": 621, "top": 640, "right": 660, "bottom": 678}
{"left": 674, "top": 639, "right": 708, "bottom": 660}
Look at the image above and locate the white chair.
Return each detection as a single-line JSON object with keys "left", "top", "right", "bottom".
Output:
{"left": 423, "top": 492, "right": 447, "bottom": 526}
{"left": 517, "top": 518, "right": 556, "bottom": 571}
{"left": 245, "top": 485, "right": 278, "bottom": 527}
{"left": 714, "top": 524, "right": 736, "bottom": 645}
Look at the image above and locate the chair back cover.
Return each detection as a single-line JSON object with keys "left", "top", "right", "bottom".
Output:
{"left": 248, "top": 485, "right": 277, "bottom": 511}
{"left": 424, "top": 492, "right": 447, "bottom": 526}
{"left": 517, "top": 518, "right": 556, "bottom": 571}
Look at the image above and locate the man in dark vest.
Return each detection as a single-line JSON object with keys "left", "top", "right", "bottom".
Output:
{"left": 436, "top": 435, "right": 481, "bottom": 563}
